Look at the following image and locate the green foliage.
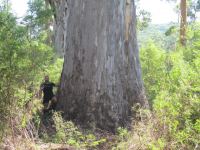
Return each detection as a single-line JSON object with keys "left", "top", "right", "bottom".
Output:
{"left": 114, "top": 23, "right": 200, "bottom": 149}
{"left": 44, "top": 58, "right": 63, "bottom": 84}
{"left": 136, "top": 0, "right": 152, "bottom": 31}
{"left": 111, "top": 127, "right": 130, "bottom": 150}
{"left": 188, "top": 0, "right": 200, "bottom": 21}
{"left": 116, "top": 127, "right": 129, "bottom": 141}
{"left": 24, "top": 0, "right": 54, "bottom": 37}
{"left": 0, "top": 4, "right": 24, "bottom": 137}
{"left": 140, "top": 41, "right": 166, "bottom": 106}
{"left": 165, "top": 25, "right": 177, "bottom": 36}
{"left": 50, "top": 112, "right": 106, "bottom": 149}
{"left": 137, "top": 10, "right": 152, "bottom": 31}
{"left": 147, "top": 138, "right": 165, "bottom": 150}
{"left": 140, "top": 24, "right": 200, "bottom": 149}
{"left": 0, "top": 0, "right": 57, "bottom": 142}
{"left": 138, "top": 23, "right": 178, "bottom": 50}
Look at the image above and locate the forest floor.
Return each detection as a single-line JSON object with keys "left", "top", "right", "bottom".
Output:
{"left": 37, "top": 111, "right": 118, "bottom": 150}
{"left": 2, "top": 138, "right": 75, "bottom": 150}
{"left": 1, "top": 102, "right": 119, "bottom": 150}
{"left": 38, "top": 143, "right": 75, "bottom": 150}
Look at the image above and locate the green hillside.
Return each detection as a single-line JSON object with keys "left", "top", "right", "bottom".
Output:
{"left": 138, "top": 23, "right": 178, "bottom": 50}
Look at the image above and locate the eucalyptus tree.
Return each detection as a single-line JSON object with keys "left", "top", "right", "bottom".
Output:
{"left": 49, "top": 0, "right": 147, "bottom": 131}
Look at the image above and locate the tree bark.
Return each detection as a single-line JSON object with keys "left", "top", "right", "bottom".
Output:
{"left": 180, "top": 0, "right": 187, "bottom": 46}
{"left": 53, "top": 0, "right": 147, "bottom": 131}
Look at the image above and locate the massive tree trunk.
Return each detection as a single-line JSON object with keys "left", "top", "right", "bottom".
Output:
{"left": 53, "top": 0, "right": 147, "bottom": 131}
{"left": 180, "top": 0, "right": 187, "bottom": 46}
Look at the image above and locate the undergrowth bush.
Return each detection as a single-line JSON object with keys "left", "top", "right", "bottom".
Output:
{"left": 43, "top": 112, "right": 106, "bottom": 149}
{"left": 114, "top": 25, "right": 200, "bottom": 149}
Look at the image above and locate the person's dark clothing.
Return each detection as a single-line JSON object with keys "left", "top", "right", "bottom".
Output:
{"left": 40, "top": 81, "right": 55, "bottom": 104}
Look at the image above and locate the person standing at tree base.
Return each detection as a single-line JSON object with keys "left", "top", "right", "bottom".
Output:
{"left": 39, "top": 75, "right": 57, "bottom": 112}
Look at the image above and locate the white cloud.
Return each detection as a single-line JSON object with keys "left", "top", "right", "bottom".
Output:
{"left": 10, "top": 0, "right": 28, "bottom": 18}
{"left": 139, "top": 0, "right": 178, "bottom": 24}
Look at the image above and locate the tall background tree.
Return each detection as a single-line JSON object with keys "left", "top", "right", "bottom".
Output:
{"left": 50, "top": 0, "right": 147, "bottom": 131}
{"left": 180, "top": 0, "right": 187, "bottom": 45}
{"left": 165, "top": 0, "right": 187, "bottom": 46}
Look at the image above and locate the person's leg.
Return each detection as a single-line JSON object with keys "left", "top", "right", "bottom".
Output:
{"left": 43, "top": 102, "right": 49, "bottom": 114}
{"left": 52, "top": 96, "right": 57, "bottom": 110}
{"left": 43, "top": 102, "right": 49, "bottom": 110}
{"left": 48, "top": 96, "right": 57, "bottom": 110}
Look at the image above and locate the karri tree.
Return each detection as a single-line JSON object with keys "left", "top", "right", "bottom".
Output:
{"left": 49, "top": 0, "right": 147, "bottom": 131}
{"left": 166, "top": 0, "right": 187, "bottom": 46}
{"left": 180, "top": 0, "right": 187, "bottom": 46}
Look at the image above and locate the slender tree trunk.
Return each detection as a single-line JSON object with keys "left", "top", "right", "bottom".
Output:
{"left": 53, "top": 0, "right": 147, "bottom": 131}
{"left": 180, "top": 0, "right": 187, "bottom": 46}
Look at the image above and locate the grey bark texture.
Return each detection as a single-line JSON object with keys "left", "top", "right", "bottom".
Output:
{"left": 52, "top": 0, "right": 147, "bottom": 131}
